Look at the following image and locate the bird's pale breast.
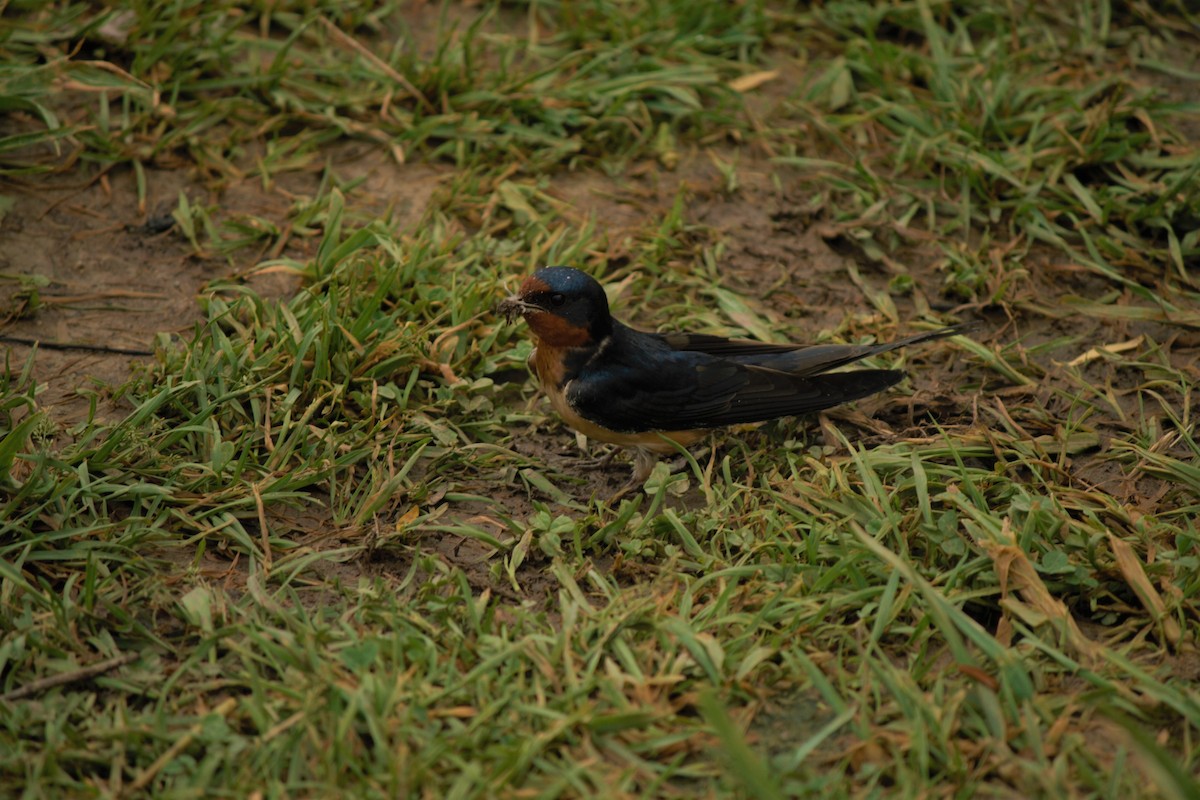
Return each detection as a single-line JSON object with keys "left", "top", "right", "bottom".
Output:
{"left": 532, "top": 344, "right": 704, "bottom": 453}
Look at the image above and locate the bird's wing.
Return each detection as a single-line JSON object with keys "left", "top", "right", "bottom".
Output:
{"left": 565, "top": 348, "right": 904, "bottom": 433}
{"left": 658, "top": 323, "right": 974, "bottom": 376}
{"left": 655, "top": 331, "right": 805, "bottom": 356}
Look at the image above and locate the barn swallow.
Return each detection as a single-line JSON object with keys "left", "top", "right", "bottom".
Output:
{"left": 499, "top": 266, "right": 970, "bottom": 492}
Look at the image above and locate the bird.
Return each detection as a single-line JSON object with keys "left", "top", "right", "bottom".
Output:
{"left": 498, "top": 266, "right": 970, "bottom": 493}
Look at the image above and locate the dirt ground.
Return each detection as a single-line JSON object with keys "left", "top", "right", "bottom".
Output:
{"left": 0, "top": 141, "right": 444, "bottom": 419}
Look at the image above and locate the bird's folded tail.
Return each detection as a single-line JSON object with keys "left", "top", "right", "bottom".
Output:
{"left": 798, "top": 368, "right": 906, "bottom": 411}
{"left": 854, "top": 321, "right": 978, "bottom": 358}
{"left": 734, "top": 321, "right": 977, "bottom": 376}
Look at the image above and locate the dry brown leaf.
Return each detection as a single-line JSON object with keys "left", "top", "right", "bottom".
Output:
{"left": 727, "top": 70, "right": 779, "bottom": 93}
{"left": 394, "top": 505, "right": 420, "bottom": 530}
{"left": 1065, "top": 335, "right": 1144, "bottom": 367}
{"left": 982, "top": 520, "right": 1102, "bottom": 663}
{"left": 1108, "top": 534, "right": 1182, "bottom": 646}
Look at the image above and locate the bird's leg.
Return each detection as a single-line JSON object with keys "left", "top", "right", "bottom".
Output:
{"left": 606, "top": 448, "right": 658, "bottom": 503}
{"left": 632, "top": 447, "right": 658, "bottom": 484}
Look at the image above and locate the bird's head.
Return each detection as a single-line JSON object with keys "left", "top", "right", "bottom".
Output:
{"left": 498, "top": 266, "right": 613, "bottom": 346}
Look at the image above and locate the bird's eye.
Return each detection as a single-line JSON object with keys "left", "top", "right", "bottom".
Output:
{"left": 549, "top": 293, "right": 566, "bottom": 307}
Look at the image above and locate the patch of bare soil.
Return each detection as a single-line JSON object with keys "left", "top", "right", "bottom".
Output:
{"left": 749, "top": 688, "right": 843, "bottom": 762}
{"left": 2, "top": 166, "right": 205, "bottom": 422}
{"left": 0, "top": 142, "right": 444, "bottom": 425}
{"left": 546, "top": 147, "right": 964, "bottom": 336}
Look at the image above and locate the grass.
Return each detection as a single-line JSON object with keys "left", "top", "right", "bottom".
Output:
{"left": 3, "top": 0, "right": 1200, "bottom": 797}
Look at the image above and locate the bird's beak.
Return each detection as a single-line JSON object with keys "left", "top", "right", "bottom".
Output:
{"left": 497, "top": 294, "right": 541, "bottom": 323}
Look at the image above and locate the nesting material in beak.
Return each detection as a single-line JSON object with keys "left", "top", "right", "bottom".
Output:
{"left": 498, "top": 295, "right": 540, "bottom": 323}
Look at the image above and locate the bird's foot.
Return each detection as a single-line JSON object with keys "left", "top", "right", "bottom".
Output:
{"left": 575, "top": 447, "right": 623, "bottom": 471}
{"left": 664, "top": 446, "right": 709, "bottom": 475}
{"left": 601, "top": 448, "right": 660, "bottom": 504}
{"left": 604, "top": 448, "right": 662, "bottom": 503}
{"left": 599, "top": 447, "right": 702, "bottom": 504}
